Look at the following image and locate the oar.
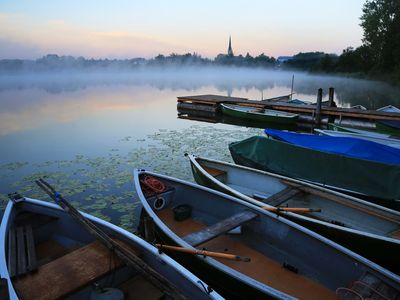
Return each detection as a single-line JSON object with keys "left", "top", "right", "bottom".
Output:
{"left": 156, "top": 244, "right": 251, "bottom": 262}
{"left": 35, "top": 178, "right": 187, "bottom": 300}
{"left": 262, "top": 207, "right": 321, "bottom": 213}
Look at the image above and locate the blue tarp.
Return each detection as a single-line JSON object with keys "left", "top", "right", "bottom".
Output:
{"left": 264, "top": 128, "right": 400, "bottom": 165}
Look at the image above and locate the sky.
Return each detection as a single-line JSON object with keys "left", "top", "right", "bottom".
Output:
{"left": 0, "top": 0, "right": 366, "bottom": 59}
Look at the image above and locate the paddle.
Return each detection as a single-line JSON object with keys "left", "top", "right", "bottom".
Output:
{"left": 156, "top": 244, "right": 251, "bottom": 262}
{"left": 35, "top": 178, "right": 187, "bottom": 300}
{"left": 263, "top": 207, "right": 321, "bottom": 213}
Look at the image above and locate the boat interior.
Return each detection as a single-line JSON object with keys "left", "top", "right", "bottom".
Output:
{"left": 197, "top": 159, "right": 400, "bottom": 239}
{"left": 140, "top": 173, "right": 400, "bottom": 300}
{"left": 5, "top": 202, "right": 178, "bottom": 300}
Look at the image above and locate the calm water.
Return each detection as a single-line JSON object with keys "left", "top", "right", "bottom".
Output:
{"left": 1, "top": 67, "right": 400, "bottom": 230}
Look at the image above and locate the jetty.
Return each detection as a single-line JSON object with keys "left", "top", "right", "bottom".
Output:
{"left": 177, "top": 89, "right": 400, "bottom": 127}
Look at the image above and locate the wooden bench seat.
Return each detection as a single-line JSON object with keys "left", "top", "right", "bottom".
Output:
{"left": 13, "top": 241, "right": 127, "bottom": 300}
{"left": 8, "top": 225, "right": 37, "bottom": 277}
{"left": 261, "top": 186, "right": 303, "bottom": 207}
{"left": 183, "top": 211, "right": 258, "bottom": 247}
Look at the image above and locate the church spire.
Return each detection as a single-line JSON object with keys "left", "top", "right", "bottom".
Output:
{"left": 227, "top": 35, "right": 234, "bottom": 56}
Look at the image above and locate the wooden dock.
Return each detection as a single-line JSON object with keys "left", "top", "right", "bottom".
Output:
{"left": 177, "top": 94, "right": 400, "bottom": 123}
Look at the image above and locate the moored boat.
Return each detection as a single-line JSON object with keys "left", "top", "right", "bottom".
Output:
{"left": 229, "top": 132, "right": 400, "bottom": 209}
{"left": 327, "top": 123, "right": 391, "bottom": 138}
{"left": 187, "top": 154, "right": 400, "bottom": 273}
{"left": 376, "top": 105, "right": 400, "bottom": 135}
{"left": 0, "top": 196, "right": 222, "bottom": 300}
{"left": 220, "top": 103, "right": 298, "bottom": 124}
{"left": 134, "top": 169, "right": 400, "bottom": 300}
{"left": 314, "top": 128, "right": 400, "bottom": 149}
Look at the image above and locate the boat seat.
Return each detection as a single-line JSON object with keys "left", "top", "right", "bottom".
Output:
{"left": 337, "top": 272, "right": 400, "bottom": 300}
{"left": 8, "top": 225, "right": 37, "bottom": 277}
{"left": 13, "top": 240, "right": 128, "bottom": 300}
{"left": 261, "top": 186, "right": 303, "bottom": 206}
{"left": 183, "top": 210, "right": 258, "bottom": 247}
{"left": 203, "top": 166, "right": 226, "bottom": 177}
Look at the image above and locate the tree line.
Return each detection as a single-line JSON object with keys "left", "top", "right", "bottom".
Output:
{"left": 0, "top": 0, "right": 398, "bottom": 84}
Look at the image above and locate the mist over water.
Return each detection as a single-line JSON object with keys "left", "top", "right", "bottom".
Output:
{"left": 1, "top": 66, "right": 400, "bottom": 108}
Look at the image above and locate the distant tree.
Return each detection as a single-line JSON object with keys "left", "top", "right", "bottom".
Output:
{"left": 360, "top": 0, "right": 400, "bottom": 76}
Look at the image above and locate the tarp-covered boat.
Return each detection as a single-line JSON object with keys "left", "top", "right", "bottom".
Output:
{"left": 188, "top": 154, "right": 400, "bottom": 273}
{"left": 134, "top": 169, "right": 400, "bottom": 300}
{"left": 264, "top": 128, "right": 400, "bottom": 165}
{"left": 229, "top": 135, "right": 400, "bottom": 205}
{"left": 0, "top": 196, "right": 222, "bottom": 300}
{"left": 220, "top": 103, "right": 298, "bottom": 124}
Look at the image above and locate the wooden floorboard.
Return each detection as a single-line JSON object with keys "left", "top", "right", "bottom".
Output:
{"left": 14, "top": 241, "right": 125, "bottom": 300}
{"left": 157, "top": 208, "right": 338, "bottom": 300}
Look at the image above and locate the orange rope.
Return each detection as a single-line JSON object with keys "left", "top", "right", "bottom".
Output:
{"left": 142, "top": 175, "right": 166, "bottom": 193}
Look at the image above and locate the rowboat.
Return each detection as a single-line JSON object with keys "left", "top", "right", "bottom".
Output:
{"left": 187, "top": 154, "right": 400, "bottom": 273}
{"left": 314, "top": 128, "right": 400, "bottom": 149}
{"left": 229, "top": 132, "right": 400, "bottom": 209}
{"left": 376, "top": 105, "right": 400, "bottom": 135}
{"left": 134, "top": 169, "right": 400, "bottom": 300}
{"left": 327, "top": 123, "right": 391, "bottom": 138}
{"left": 220, "top": 103, "right": 298, "bottom": 124}
{"left": 0, "top": 196, "right": 222, "bottom": 300}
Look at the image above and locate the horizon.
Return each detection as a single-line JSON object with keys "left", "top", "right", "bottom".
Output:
{"left": 0, "top": 0, "right": 365, "bottom": 60}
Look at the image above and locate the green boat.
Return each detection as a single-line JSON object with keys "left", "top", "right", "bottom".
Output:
{"left": 229, "top": 136, "right": 400, "bottom": 210}
{"left": 220, "top": 103, "right": 298, "bottom": 124}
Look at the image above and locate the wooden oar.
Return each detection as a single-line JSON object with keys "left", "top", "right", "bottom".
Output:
{"left": 156, "top": 244, "right": 251, "bottom": 262}
{"left": 262, "top": 207, "right": 321, "bottom": 213}
{"left": 35, "top": 178, "right": 187, "bottom": 300}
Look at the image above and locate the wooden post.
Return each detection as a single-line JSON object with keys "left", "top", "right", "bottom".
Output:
{"left": 328, "top": 87, "right": 336, "bottom": 123}
{"left": 290, "top": 75, "right": 294, "bottom": 100}
{"left": 328, "top": 87, "right": 335, "bottom": 107}
{"left": 315, "top": 88, "right": 323, "bottom": 125}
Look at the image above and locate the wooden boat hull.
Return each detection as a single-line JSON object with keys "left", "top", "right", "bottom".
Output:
{"left": 0, "top": 198, "right": 222, "bottom": 300}
{"left": 220, "top": 103, "right": 298, "bottom": 125}
{"left": 229, "top": 136, "right": 400, "bottom": 207}
{"left": 188, "top": 155, "right": 400, "bottom": 274}
{"left": 134, "top": 169, "right": 400, "bottom": 300}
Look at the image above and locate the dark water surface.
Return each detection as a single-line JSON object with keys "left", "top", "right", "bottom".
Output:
{"left": 1, "top": 68, "right": 400, "bottom": 230}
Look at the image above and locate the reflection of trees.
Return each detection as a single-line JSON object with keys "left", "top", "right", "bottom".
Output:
{"left": 0, "top": 68, "right": 399, "bottom": 108}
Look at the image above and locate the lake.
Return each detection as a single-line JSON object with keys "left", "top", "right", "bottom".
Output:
{"left": 1, "top": 67, "right": 400, "bottom": 230}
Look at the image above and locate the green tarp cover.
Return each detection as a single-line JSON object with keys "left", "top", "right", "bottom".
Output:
{"left": 229, "top": 136, "right": 400, "bottom": 201}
